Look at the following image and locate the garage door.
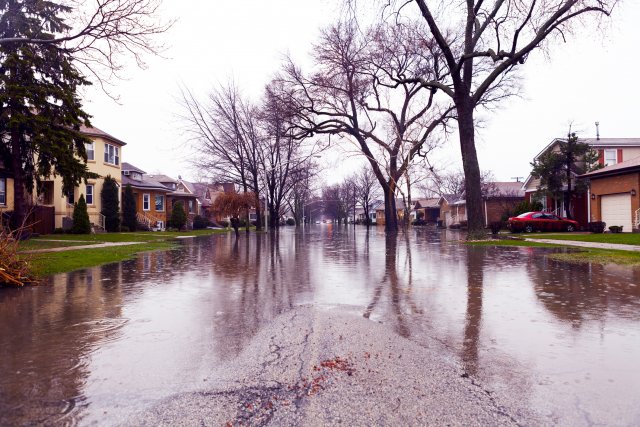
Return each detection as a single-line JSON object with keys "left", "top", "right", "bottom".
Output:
{"left": 601, "top": 194, "right": 632, "bottom": 232}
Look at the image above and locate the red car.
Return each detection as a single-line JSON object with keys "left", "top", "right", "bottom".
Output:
{"left": 508, "top": 211, "right": 579, "bottom": 233}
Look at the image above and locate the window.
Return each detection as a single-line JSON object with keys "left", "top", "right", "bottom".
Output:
{"left": 143, "top": 193, "right": 150, "bottom": 211}
{"left": 0, "top": 178, "right": 5, "bottom": 205}
{"left": 249, "top": 213, "right": 257, "bottom": 220}
{"left": 104, "top": 143, "right": 119, "bottom": 165}
{"left": 155, "top": 195, "right": 164, "bottom": 211}
{"left": 86, "top": 184, "right": 94, "bottom": 205}
{"left": 67, "top": 189, "right": 74, "bottom": 205}
{"left": 85, "top": 141, "right": 95, "bottom": 161}
{"left": 604, "top": 149, "right": 617, "bottom": 166}
{"left": 188, "top": 199, "right": 194, "bottom": 213}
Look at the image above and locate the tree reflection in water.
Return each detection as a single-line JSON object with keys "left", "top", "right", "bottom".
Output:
{"left": 462, "top": 246, "right": 484, "bottom": 376}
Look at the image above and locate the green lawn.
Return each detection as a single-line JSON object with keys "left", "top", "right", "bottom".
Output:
{"left": 19, "top": 228, "right": 231, "bottom": 277}
{"left": 522, "top": 233, "right": 640, "bottom": 245}
{"left": 467, "top": 238, "right": 640, "bottom": 266}
{"left": 25, "top": 242, "right": 177, "bottom": 276}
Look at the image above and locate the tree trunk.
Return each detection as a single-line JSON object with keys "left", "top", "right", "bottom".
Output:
{"left": 10, "top": 129, "right": 28, "bottom": 231}
{"left": 457, "top": 103, "right": 485, "bottom": 240}
{"left": 384, "top": 184, "right": 398, "bottom": 233}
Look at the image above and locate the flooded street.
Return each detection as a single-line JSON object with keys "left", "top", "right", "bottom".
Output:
{"left": 1, "top": 226, "right": 640, "bottom": 425}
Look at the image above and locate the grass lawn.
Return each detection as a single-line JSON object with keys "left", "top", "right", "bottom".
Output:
{"left": 467, "top": 238, "right": 640, "bottom": 266}
{"left": 25, "top": 242, "right": 177, "bottom": 277}
{"left": 521, "top": 233, "right": 640, "bottom": 245}
{"left": 19, "top": 228, "right": 231, "bottom": 277}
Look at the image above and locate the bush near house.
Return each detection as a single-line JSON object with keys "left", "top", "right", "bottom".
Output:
{"left": 609, "top": 225, "right": 623, "bottom": 233}
{"left": 286, "top": 218, "right": 296, "bottom": 226}
{"left": 588, "top": 221, "right": 606, "bottom": 234}
{"left": 71, "top": 195, "right": 91, "bottom": 234}
{"left": 512, "top": 200, "right": 543, "bottom": 217}
{"left": 170, "top": 202, "right": 187, "bottom": 231}
{"left": 101, "top": 175, "right": 121, "bottom": 232}
{"left": 123, "top": 185, "right": 137, "bottom": 231}
{"left": 193, "top": 215, "right": 210, "bottom": 230}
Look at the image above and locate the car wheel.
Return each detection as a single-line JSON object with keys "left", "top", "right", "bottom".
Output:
{"left": 566, "top": 224, "right": 575, "bottom": 232}
{"left": 524, "top": 225, "right": 533, "bottom": 233}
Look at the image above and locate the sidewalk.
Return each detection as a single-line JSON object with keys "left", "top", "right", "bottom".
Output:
{"left": 525, "top": 238, "right": 640, "bottom": 252}
{"left": 22, "top": 241, "right": 143, "bottom": 254}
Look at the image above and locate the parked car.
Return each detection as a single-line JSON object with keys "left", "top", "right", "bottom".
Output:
{"left": 508, "top": 211, "right": 579, "bottom": 233}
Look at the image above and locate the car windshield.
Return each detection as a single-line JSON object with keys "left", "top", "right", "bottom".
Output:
{"left": 517, "top": 212, "right": 534, "bottom": 218}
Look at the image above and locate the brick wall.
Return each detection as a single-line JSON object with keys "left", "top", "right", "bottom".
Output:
{"left": 589, "top": 172, "right": 640, "bottom": 229}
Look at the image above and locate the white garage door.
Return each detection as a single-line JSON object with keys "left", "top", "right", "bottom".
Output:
{"left": 601, "top": 194, "right": 632, "bottom": 232}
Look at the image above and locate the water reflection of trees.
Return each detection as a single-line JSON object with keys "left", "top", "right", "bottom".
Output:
{"left": 0, "top": 266, "right": 125, "bottom": 425}
{"left": 208, "top": 232, "right": 314, "bottom": 360}
{"left": 529, "top": 256, "right": 640, "bottom": 327}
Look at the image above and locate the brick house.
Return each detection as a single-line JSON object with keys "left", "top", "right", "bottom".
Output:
{"left": 522, "top": 137, "right": 640, "bottom": 226}
{"left": 580, "top": 157, "right": 640, "bottom": 232}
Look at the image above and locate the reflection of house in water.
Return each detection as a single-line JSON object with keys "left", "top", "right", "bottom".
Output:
{"left": 0, "top": 266, "right": 125, "bottom": 425}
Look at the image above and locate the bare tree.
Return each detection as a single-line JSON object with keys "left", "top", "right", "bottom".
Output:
{"left": 0, "top": 0, "right": 171, "bottom": 85}
{"left": 371, "top": 0, "right": 618, "bottom": 237}
{"left": 354, "top": 165, "right": 381, "bottom": 226}
{"left": 280, "top": 19, "right": 454, "bottom": 232}
{"left": 287, "top": 160, "right": 321, "bottom": 226}
{"left": 180, "top": 83, "right": 264, "bottom": 230}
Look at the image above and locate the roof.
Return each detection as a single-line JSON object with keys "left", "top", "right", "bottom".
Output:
{"left": 533, "top": 137, "right": 640, "bottom": 161}
{"left": 80, "top": 125, "right": 127, "bottom": 146}
{"left": 148, "top": 174, "right": 177, "bottom": 184}
{"left": 415, "top": 198, "right": 440, "bottom": 209}
{"left": 121, "top": 162, "right": 146, "bottom": 174}
{"left": 580, "top": 156, "right": 640, "bottom": 178}
{"left": 485, "top": 182, "right": 525, "bottom": 198}
{"left": 121, "top": 174, "right": 172, "bottom": 192}
{"left": 438, "top": 194, "right": 463, "bottom": 205}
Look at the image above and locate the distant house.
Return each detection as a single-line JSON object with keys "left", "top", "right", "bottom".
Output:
{"left": 580, "top": 157, "right": 640, "bottom": 232}
{"left": 354, "top": 200, "right": 384, "bottom": 224}
{"left": 523, "top": 137, "right": 640, "bottom": 226}
{"left": 122, "top": 163, "right": 172, "bottom": 230}
{"left": 438, "top": 182, "right": 524, "bottom": 228}
{"left": 412, "top": 198, "right": 440, "bottom": 223}
{"left": 438, "top": 194, "right": 464, "bottom": 228}
{"left": 375, "top": 199, "right": 406, "bottom": 226}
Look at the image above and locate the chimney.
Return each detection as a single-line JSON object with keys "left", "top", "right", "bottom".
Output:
{"left": 595, "top": 121, "right": 600, "bottom": 140}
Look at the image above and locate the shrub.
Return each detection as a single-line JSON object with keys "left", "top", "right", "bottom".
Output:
{"left": 489, "top": 221, "right": 503, "bottom": 235}
{"left": 250, "top": 220, "right": 257, "bottom": 226}
{"left": 171, "top": 202, "right": 187, "bottom": 230}
{"left": 53, "top": 227, "right": 65, "bottom": 234}
{"left": 119, "top": 225, "right": 130, "bottom": 232}
{"left": 588, "top": 221, "right": 606, "bottom": 233}
{"left": 459, "top": 220, "right": 468, "bottom": 228}
{"left": 0, "top": 226, "right": 35, "bottom": 287}
{"left": 101, "top": 175, "right": 121, "bottom": 232}
{"left": 219, "top": 220, "right": 230, "bottom": 228}
{"left": 609, "top": 225, "right": 623, "bottom": 233}
{"left": 286, "top": 218, "right": 296, "bottom": 226}
{"left": 122, "top": 184, "right": 137, "bottom": 231}
{"left": 71, "top": 194, "right": 91, "bottom": 234}
{"left": 513, "top": 200, "right": 543, "bottom": 217}
{"left": 412, "top": 219, "right": 427, "bottom": 226}
{"left": 193, "top": 215, "right": 210, "bottom": 230}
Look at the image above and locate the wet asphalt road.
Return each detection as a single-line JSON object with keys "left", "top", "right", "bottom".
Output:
{"left": 130, "top": 306, "right": 536, "bottom": 426}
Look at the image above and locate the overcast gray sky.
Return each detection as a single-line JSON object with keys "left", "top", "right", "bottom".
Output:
{"left": 84, "top": 0, "right": 640, "bottom": 187}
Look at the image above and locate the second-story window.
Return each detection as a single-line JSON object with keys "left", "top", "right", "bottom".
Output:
{"left": 143, "top": 193, "right": 150, "bottom": 211}
{"left": 104, "top": 143, "right": 120, "bottom": 166}
{"left": 604, "top": 149, "right": 617, "bottom": 166}
{"left": 85, "top": 141, "right": 95, "bottom": 161}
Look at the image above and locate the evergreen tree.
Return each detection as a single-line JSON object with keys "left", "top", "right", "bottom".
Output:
{"left": 531, "top": 132, "right": 601, "bottom": 219}
{"left": 170, "top": 201, "right": 187, "bottom": 231}
{"left": 0, "top": 0, "right": 96, "bottom": 229}
{"left": 71, "top": 194, "right": 91, "bottom": 234}
{"left": 122, "top": 184, "right": 137, "bottom": 231}
{"left": 101, "top": 175, "right": 120, "bottom": 232}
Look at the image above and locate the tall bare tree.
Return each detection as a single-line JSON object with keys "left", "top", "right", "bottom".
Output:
{"left": 354, "top": 165, "right": 381, "bottom": 226}
{"left": 372, "top": 0, "right": 618, "bottom": 237}
{"left": 180, "top": 83, "right": 264, "bottom": 230}
{"left": 280, "top": 20, "right": 453, "bottom": 232}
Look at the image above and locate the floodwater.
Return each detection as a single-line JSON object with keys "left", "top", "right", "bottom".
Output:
{"left": 1, "top": 226, "right": 639, "bottom": 425}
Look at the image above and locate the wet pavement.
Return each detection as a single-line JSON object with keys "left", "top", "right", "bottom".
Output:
{"left": 1, "top": 226, "right": 639, "bottom": 426}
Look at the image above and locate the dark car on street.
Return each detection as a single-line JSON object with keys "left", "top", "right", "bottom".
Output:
{"left": 508, "top": 211, "right": 580, "bottom": 233}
